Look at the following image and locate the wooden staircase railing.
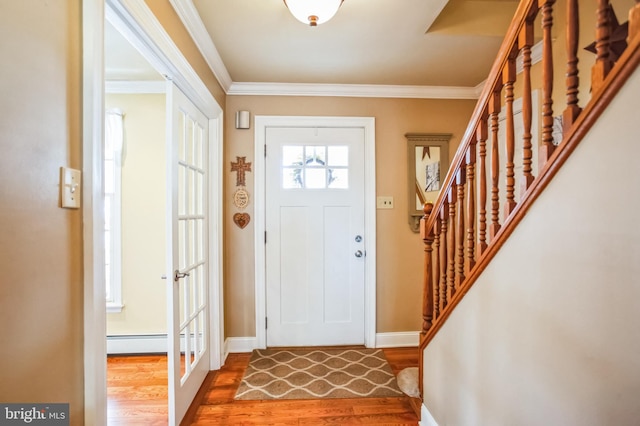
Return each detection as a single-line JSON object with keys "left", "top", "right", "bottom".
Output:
{"left": 418, "top": 0, "right": 640, "bottom": 398}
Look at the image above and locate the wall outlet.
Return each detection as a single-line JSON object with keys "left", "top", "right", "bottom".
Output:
{"left": 376, "top": 196, "right": 394, "bottom": 209}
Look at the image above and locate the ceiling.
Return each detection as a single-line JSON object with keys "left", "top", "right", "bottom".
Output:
{"left": 105, "top": 20, "right": 163, "bottom": 82}
{"left": 105, "top": 0, "right": 520, "bottom": 97}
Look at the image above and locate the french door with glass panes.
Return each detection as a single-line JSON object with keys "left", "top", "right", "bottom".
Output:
{"left": 166, "top": 82, "right": 209, "bottom": 425}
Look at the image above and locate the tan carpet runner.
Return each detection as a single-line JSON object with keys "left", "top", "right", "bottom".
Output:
{"left": 234, "top": 348, "right": 403, "bottom": 400}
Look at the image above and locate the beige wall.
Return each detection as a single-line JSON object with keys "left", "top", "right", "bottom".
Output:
{"left": 0, "top": 1, "right": 222, "bottom": 420}
{"left": 224, "top": 96, "right": 477, "bottom": 337}
{"left": 422, "top": 66, "right": 640, "bottom": 425}
{"left": 106, "top": 94, "right": 167, "bottom": 335}
{"left": 0, "top": 1, "right": 84, "bottom": 424}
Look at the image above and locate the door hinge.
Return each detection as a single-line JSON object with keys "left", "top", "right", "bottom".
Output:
{"left": 264, "top": 145, "right": 267, "bottom": 157}
{"left": 265, "top": 231, "right": 267, "bottom": 244}
{"left": 265, "top": 317, "right": 268, "bottom": 329}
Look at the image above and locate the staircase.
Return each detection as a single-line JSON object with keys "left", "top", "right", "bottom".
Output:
{"left": 418, "top": 0, "right": 640, "bottom": 423}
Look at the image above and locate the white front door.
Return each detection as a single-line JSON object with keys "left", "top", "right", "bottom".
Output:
{"left": 166, "top": 83, "right": 210, "bottom": 425}
{"left": 265, "top": 126, "right": 366, "bottom": 346}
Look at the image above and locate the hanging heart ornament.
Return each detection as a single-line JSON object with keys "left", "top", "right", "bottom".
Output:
{"left": 233, "top": 213, "right": 250, "bottom": 229}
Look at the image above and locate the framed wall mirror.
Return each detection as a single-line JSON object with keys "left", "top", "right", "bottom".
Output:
{"left": 406, "top": 133, "right": 451, "bottom": 232}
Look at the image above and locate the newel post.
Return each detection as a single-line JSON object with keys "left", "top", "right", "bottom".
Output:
{"left": 420, "top": 203, "right": 435, "bottom": 339}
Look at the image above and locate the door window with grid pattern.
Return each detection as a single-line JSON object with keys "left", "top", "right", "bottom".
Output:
{"left": 281, "top": 145, "right": 349, "bottom": 189}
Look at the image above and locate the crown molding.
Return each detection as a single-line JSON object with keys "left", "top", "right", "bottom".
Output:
{"left": 228, "top": 82, "right": 480, "bottom": 99}
{"left": 531, "top": 40, "right": 543, "bottom": 66}
{"left": 166, "top": 0, "right": 481, "bottom": 100}
{"left": 106, "top": 80, "right": 166, "bottom": 94}
{"left": 473, "top": 80, "right": 486, "bottom": 97}
{"left": 169, "top": 0, "right": 233, "bottom": 92}
{"left": 221, "top": 42, "right": 540, "bottom": 100}
{"left": 169, "top": 0, "right": 479, "bottom": 99}
{"left": 516, "top": 40, "right": 543, "bottom": 74}
{"left": 473, "top": 39, "right": 542, "bottom": 98}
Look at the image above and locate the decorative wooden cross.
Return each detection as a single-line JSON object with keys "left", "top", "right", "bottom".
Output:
{"left": 231, "top": 156, "right": 252, "bottom": 187}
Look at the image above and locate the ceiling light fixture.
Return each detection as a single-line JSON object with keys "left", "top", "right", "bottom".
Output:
{"left": 283, "top": 0, "right": 344, "bottom": 27}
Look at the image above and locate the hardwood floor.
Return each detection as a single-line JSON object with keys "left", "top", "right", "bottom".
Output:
{"left": 107, "top": 355, "right": 169, "bottom": 425}
{"left": 107, "top": 347, "right": 419, "bottom": 425}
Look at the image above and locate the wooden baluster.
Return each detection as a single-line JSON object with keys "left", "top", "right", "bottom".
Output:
{"left": 433, "top": 216, "right": 441, "bottom": 319}
{"left": 465, "top": 139, "right": 477, "bottom": 275}
{"left": 539, "top": 0, "right": 556, "bottom": 168}
{"left": 439, "top": 200, "right": 449, "bottom": 306}
{"left": 447, "top": 190, "right": 456, "bottom": 300}
{"left": 519, "top": 22, "right": 535, "bottom": 193}
{"left": 455, "top": 168, "right": 466, "bottom": 289}
{"left": 436, "top": 216, "right": 447, "bottom": 315}
{"left": 503, "top": 52, "right": 517, "bottom": 217}
{"left": 420, "top": 203, "right": 435, "bottom": 338}
{"left": 592, "top": 0, "right": 613, "bottom": 93}
{"left": 477, "top": 116, "right": 489, "bottom": 255}
{"left": 563, "top": 0, "right": 581, "bottom": 136}
{"left": 629, "top": 0, "right": 640, "bottom": 43}
{"left": 489, "top": 90, "right": 502, "bottom": 239}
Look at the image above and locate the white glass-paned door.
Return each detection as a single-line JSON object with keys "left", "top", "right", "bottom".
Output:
{"left": 166, "top": 83, "right": 209, "bottom": 425}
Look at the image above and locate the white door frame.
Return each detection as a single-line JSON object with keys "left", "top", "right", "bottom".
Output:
{"left": 82, "top": 1, "right": 224, "bottom": 424}
{"left": 254, "top": 116, "right": 377, "bottom": 349}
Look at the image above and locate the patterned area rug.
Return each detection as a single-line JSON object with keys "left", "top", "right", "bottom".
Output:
{"left": 234, "top": 348, "right": 403, "bottom": 400}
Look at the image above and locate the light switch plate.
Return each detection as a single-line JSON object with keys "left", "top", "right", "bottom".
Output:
{"left": 376, "top": 196, "right": 394, "bottom": 209}
{"left": 61, "top": 167, "right": 81, "bottom": 209}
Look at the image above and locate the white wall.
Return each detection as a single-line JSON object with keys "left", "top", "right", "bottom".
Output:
{"left": 422, "top": 67, "right": 640, "bottom": 425}
{"left": 106, "top": 93, "right": 167, "bottom": 336}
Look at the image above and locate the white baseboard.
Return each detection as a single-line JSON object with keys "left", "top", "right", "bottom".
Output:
{"left": 375, "top": 331, "right": 420, "bottom": 348}
{"left": 420, "top": 403, "right": 439, "bottom": 426}
{"left": 107, "top": 334, "right": 167, "bottom": 354}
{"left": 224, "top": 337, "right": 259, "bottom": 360}
{"left": 221, "top": 333, "right": 417, "bottom": 359}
